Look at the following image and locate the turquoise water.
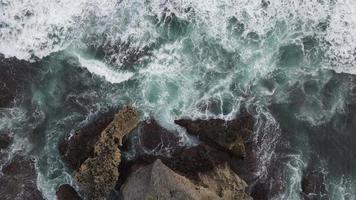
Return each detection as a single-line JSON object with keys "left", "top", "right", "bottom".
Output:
{"left": 1, "top": 0, "right": 356, "bottom": 199}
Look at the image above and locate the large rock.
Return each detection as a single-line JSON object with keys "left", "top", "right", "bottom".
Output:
{"left": 56, "top": 184, "right": 82, "bottom": 200}
{"left": 175, "top": 112, "right": 254, "bottom": 159}
{"left": 0, "top": 54, "right": 38, "bottom": 107}
{"left": 121, "top": 159, "right": 252, "bottom": 200}
{"left": 0, "top": 154, "right": 44, "bottom": 200}
{"left": 59, "top": 110, "right": 115, "bottom": 171}
{"left": 75, "top": 106, "right": 139, "bottom": 200}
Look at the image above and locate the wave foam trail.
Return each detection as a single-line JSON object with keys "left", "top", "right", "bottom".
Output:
{"left": 77, "top": 55, "right": 134, "bottom": 84}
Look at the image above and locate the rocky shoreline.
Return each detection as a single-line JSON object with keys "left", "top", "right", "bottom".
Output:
{"left": 57, "top": 106, "right": 256, "bottom": 200}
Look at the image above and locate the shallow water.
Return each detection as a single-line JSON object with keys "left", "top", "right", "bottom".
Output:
{"left": 1, "top": 0, "right": 356, "bottom": 199}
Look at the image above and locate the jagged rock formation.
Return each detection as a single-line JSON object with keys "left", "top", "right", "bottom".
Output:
{"left": 59, "top": 110, "right": 115, "bottom": 171}
{"left": 0, "top": 154, "right": 44, "bottom": 200}
{"left": 59, "top": 106, "right": 255, "bottom": 200}
{"left": 121, "top": 159, "right": 252, "bottom": 200}
{"left": 75, "top": 106, "right": 139, "bottom": 199}
{"left": 175, "top": 112, "right": 254, "bottom": 159}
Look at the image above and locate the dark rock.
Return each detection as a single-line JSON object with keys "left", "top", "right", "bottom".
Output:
{"left": 0, "top": 54, "right": 38, "bottom": 107}
{"left": 175, "top": 111, "right": 254, "bottom": 158}
{"left": 126, "top": 119, "right": 182, "bottom": 156}
{"left": 140, "top": 119, "right": 180, "bottom": 153}
{"left": 75, "top": 106, "right": 139, "bottom": 200}
{"left": 56, "top": 184, "right": 82, "bottom": 200}
{"left": 0, "top": 154, "right": 44, "bottom": 200}
{"left": 0, "top": 133, "right": 12, "bottom": 149}
{"left": 59, "top": 110, "right": 115, "bottom": 171}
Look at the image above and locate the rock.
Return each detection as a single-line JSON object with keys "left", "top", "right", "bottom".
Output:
{"left": 161, "top": 144, "right": 228, "bottom": 181}
{"left": 0, "top": 54, "right": 38, "bottom": 107}
{"left": 75, "top": 106, "right": 139, "bottom": 200}
{"left": 0, "top": 133, "right": 12, "bottom": 150}
{"left": 56, "top": 184, "right": 82, "bottom": 200}
{"left": 121, "top": 159, "right": 252, "bottom": 200}
{"left": 0, "top": 154, "right": 44, "bottom": 200}
{"left": 175, "top": 112, "right": 254, "bottom": 158}
{"left": 59, "top": 110, "right": 115, "bottom": 171}
{"left": 121, "top": 159, "right": 215, "bottom": 200}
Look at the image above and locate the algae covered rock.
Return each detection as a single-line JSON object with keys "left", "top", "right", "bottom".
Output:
{"left": 75, "top": 106, "right": 139, "bottom": 200}
{"left": 59, "top": 110, "right": 115, "bottom": 171}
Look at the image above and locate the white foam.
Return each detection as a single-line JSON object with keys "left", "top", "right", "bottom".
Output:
{"left": 77, "top": 55, "right": 134, "bottom": 84}
{"left": 0, "top": 0, "right": 118, "bottom": 60}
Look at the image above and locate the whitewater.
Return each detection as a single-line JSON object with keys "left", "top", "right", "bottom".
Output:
{"left": 1, "top": 0, "right": 356, "bottom": 199}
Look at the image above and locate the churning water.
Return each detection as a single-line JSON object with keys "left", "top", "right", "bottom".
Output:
{"left": 1, "top": 0, "right": 356, "bottom": 199}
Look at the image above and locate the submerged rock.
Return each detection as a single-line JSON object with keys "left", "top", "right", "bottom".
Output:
{"left": 301, "top": 161, "right": 329, "bottom": 200}
{"left": 175, "top": 112, "right": 254, "bottom": 159}
{"left": 75, "top": 106, "right": 139, "bottom": 200}
{"left": 0, "top": 154, "right": 44, "bottom": 200}
{"left": 56, "top": 184, "right": 82, "bottom": 200}
{"left": 59, "top": 110, "right": 115, "bottom": 171}
{"left": 121, "top": 159, "right": 252, "bottom": 200}
{"left": 0, "top": 133, "right": 12, "bottom": 150}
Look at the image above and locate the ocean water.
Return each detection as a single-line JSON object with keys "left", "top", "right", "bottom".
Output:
{"left": 1, "top": 0, "right": 356, "bottom": 199}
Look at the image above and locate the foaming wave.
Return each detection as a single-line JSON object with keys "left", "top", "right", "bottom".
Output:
{"left": 77, "top": 55, "right": 134, "bottom": 84}
{"left": 0, "top": 0, "right": 118, "bottom": 60}
{"left": 323, "top": 0, "right": 356, "bottom": 74}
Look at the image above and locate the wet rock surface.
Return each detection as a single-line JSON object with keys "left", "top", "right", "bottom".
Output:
{"left": 0, "top": 154, "right": 44, "bottom": 200}
{"left": 56, "top": 184, "right": 82, "bottom": 200}
{"left": 59, "top": 110, "right": 116, "bottom": 171}
{"left": 175, "top": 112, "right": 254, "bottom": 158}
{"left": 0, "top": 54, "right": 38, "bottom": 107}
{"left": 75, "top": 106, "right": 139, "bottom": 200}
{"left": 139, "top": 119, "right": 181, "bottom": 154}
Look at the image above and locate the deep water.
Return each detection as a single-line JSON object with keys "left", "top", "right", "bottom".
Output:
{"left": 1, "top": 0, "right": 356, "bottom": 199}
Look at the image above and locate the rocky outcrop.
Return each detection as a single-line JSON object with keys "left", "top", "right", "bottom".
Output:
{"left": 0, "top": 154, "right": 44, "bottom": 200}
{"left": 59, "top": 106, "right": 255, "bottom": 199}
{"left": 56, "top": 184, "right": 82, "bottom": 200}
{"left": 0, "top": 54, "right": 38, "bottom": 107}
{"left": 75, "top": 106, "right": 139, "bottom": 200}
{"left": 121, "top": 159, "right": 217, "bottom": 200}
{"left": 59, "top": 110, "right": 115, "bottom": 171}
{"left": 121, "top": 136, "right": 252, "bottom": 200}
{"left": 121, "top": 159, "right": 252, "bottom": 200}
{"left": 175, "top": 112, "right": 254, "bottom": 159}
